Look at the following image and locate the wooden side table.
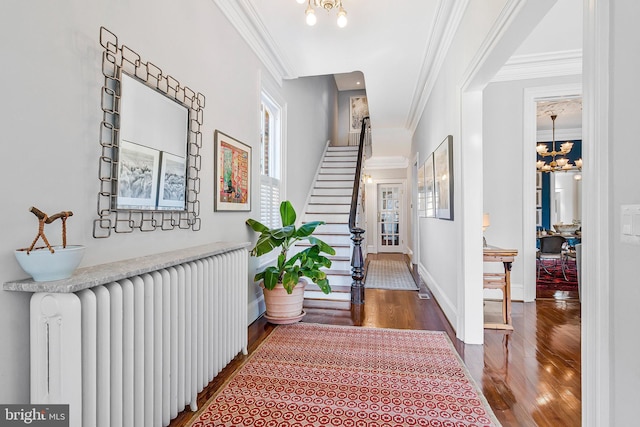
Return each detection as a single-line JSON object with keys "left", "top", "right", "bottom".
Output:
{"left": 483, "top": 246, "right": 518, "bottom": 330}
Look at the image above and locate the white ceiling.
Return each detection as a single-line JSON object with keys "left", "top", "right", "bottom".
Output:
{"left": 215, "top": 0, "right": 583, "bottom": 135}
{"left": 215, "top": 0, "right": 448, "bottom": 131}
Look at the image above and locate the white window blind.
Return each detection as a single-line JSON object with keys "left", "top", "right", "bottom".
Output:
{"left": 260, "top": 91, "right": 282, "bottom": 229}
{"left": 260, "top": 175, "right": 281, "bottom": 228}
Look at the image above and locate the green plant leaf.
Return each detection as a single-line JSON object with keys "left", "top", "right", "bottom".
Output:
{"left": 252, "top": 233, "right": 283, "bottom": 257}
{"left": 270, "top": 225, "right": 295, "bottom": 240}
{"left": 262, "top": 267, "right": 280, "bottom": 290}
{"left": 306, "top": 237, "right": 336, "bottom": 255}
{"left": 280, "top": 201, "right": 296, "bottom": 226}
{"left": 296, "top": 221, "right": 324, "bottom": 237}
{"left": 246, "top": 218, "right": 269, "bottom": 233}
{"left": 315, "top": 278, "right": 331, "bottom": 294}
{"left": 282, "top": 270, "right": 298, "bottom": 294}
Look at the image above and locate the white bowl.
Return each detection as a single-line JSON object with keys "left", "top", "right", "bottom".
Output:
{"left": 553, "top": 223, "right": 580, "bottom": 235}
{"left": 14, "top": 245, "right": 86, "bottom": 282}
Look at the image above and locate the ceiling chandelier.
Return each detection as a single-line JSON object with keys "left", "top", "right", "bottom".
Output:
{"left": 536, "top": 114, "right": 582, "bottom": 173}
{"left": 296, "top": 0, "right": 348, "bottom": 28}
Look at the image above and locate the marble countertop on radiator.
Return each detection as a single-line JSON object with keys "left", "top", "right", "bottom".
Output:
{"left": 3, "top": 241, "right": 251, "bottom": 293}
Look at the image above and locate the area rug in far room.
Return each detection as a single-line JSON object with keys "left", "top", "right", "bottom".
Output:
{"left": 536, "top": 258, "right": 578, "bottom": 292}
{"left": 188, "top": 323, "right": 501, "bottom": 427}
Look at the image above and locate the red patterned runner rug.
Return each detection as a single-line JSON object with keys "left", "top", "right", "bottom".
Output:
{"left": 189, "top": 323, "right": 500, "bottom": 427}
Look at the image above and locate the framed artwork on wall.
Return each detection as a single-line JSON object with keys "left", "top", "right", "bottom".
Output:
{"left": 116, "top": 140, "right": 161, "bottom": 210}
{"left": 349, "top": 96, "right": 369, "bottom": 131}
{"left": 417, "top": 160, "right": 426, "bottom": 217}
{"left": 536, "top": 189, "right": 542, "bottom": 208}
{"left": 434, "top": 135, "right": 454, "bottom": 220}
{"left": 425, "top": 154, "right": 436, "bottom": 218}
{"left": 158, "top": 152, "right": 187, "bottom": 210}
{"left": 214, "top": 130, "right": 251, "bottom": 211}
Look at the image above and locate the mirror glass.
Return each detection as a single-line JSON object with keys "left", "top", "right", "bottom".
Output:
{"left": 117, "top": 73, "right": 189, "bottom": 211}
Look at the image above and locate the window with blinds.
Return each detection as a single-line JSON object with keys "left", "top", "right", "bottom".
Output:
{"left": 260, "top": 93, "right": 282, "bottom": 228}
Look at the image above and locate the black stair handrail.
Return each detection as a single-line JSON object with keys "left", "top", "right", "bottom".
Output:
{"left": 348, "top": 116, "right": 369, "bottom": 231}
{"left": 349, "top": 116, "right": 369, "bottom": 305}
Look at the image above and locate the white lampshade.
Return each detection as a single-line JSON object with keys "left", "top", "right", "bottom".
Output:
{"left": 296, "top": 0, "right": 306, "bottom": 4}
{"left": 482, "top": 213, "right": 490, "bottom": 231}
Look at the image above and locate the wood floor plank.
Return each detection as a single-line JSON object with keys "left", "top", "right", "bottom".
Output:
{"left": 169, "top": 253, "right": 581, "bottom": 427}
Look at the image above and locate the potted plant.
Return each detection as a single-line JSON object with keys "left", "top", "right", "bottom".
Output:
{"left": 14, "top": 206, "right": 85, "bottom": 282}
{"left": 246, "top": 200, "right": 336, "bottom": 324}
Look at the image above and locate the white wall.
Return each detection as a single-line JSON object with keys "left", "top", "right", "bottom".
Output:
{"left": 482, "top": 74, "right": 581, "bottom": 300}
{"left": 283, "top": 75, "right": 339, "bottom": 214}
{"left": 610, "top": 1, "right": 640, "bottom": 423}
{"left": 410, "top": 0, "right": 509, "bottom": 336}
{"left": 0, "top": 0, "right": 334, "bottom": 403}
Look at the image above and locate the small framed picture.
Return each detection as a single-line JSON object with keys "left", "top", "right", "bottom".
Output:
{"left": 417, "top": 160, "right": 426, "bottom": 217}
{"left": 434, "top": 135, "right": 454, "bottom": 220}
{"left": 158, "top": 152, "right": 186, "bottom": 210}
{"left": 424, "top": 154, "right": 435, "bottom": 218}
{"left": 214, "top": 130, "right": 251, "bottom": 211}
{"left": 536, "top": 189, "right": 542, "bottom": 208}
{"left": 117, "top": 140, "right": 160, "bottom": 210}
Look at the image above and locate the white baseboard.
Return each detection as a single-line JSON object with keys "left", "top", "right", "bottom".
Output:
{"left": 510, "top": 283, "right": 524, "bottom": 301}
{"left": 418, "top": 263, "right": 458, "bottom": 331}
{"left": 248, "top": 294, "right": 265, "bottom": 324}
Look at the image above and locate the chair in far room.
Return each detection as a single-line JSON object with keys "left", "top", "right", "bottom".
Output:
{"left": 537, "top": 235, "right": 568, "bottom": 280}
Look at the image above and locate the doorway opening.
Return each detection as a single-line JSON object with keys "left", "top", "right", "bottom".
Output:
{"left": 535, "top": 98, "right": 582, "bottom": 300}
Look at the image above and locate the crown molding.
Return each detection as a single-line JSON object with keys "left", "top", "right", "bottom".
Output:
{"left": 537, "top": 127, "right": 582, "bottom": 141}
{"left": 406, "top": 0, "right": 470, "bottom": 132}
{"left": 214, "top": 0, "right": 296, "bottom": 84}
{"left": 491, "top": 49, "right": 582, "bottom": 83}
{"left": 364, "top": 156, "right": 409, "bottom": 170}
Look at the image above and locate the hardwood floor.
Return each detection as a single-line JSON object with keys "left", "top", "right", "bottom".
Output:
{"left": 170, "top": 254, "right": 581, "bottom": 427}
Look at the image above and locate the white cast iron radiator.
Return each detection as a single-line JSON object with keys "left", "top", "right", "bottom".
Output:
{"left": 26, "top": 244, "right": 249, "bottom": 427}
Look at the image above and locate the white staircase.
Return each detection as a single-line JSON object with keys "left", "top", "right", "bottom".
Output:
{"left": 298, "top": 145, "right": 359, "bottom": 310}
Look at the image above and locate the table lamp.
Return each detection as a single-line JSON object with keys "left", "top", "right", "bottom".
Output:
{"left": 482, "top": 213, "right": 490, "bottom": 247}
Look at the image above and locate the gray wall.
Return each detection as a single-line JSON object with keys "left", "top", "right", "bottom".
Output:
{"left": 611, "top": 1, "right": 640, "bottom": 422}
{"left": 338, "top": 89, "right": 367, "bottom": 146}
{"left": 0, "top": 0, "right": 334, "bottom": 403}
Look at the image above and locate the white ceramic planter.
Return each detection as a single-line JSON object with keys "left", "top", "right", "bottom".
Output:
{"left": 261, "top": 280, "right": 306, "bottom": 324}
{"left": 14, "top": 245, "right": 86, "bottom": 282}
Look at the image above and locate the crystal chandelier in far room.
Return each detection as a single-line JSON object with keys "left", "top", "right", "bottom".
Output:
{"left": 536, "top": 114, "right": 582, "bottom": 173}
{"left": 296, "top": 0, "right": 348, "bottom": 27}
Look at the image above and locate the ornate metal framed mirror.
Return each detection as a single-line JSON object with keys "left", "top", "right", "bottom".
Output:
{"left": 94, "top": 27, "right": 204, "bottom": 238}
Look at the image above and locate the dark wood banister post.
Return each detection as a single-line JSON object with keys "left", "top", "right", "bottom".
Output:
{"left": 350, "top": 227, "right": 365, "bottom": 304}
{"left": 349, "top": 117, "right": 369, "bottom": 305}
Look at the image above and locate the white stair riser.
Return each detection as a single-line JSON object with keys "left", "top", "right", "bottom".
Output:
{"left": 306, "top": 233, "right": 351, "bottom": 245}
{"left": 306, "top": 204, "right": 350, "bottom": 214}
{"left": 328, "top": 259, "right": 351, "bottom": 270}
{"left": 317, "top": 174, "right": 354, "bottom": 181}
{"left": 291, "top": 245, "right": 350, "bottom": 257}
{"left": 327, "top": 146, "right": 359, "bottom": 152}
{"left": 304, "top": 213, "right": 348, "bottom": 223}
{"left": 325, "top": 153, "right": 358, "bottom": 159}
{"left": 320, "top": 167, "right": 356, "bottom": 175}
{"left": 310, "top": 195, "right": 352, "bottom": 204}
{"left": 326, "top": 275, "right": 352, "bottom": 286}
{"left": 312, "top": 188, "right": 353, "bottom": 196}
{"left": 314, "top": 181, "right": 353, "bottom": 188}
{"left": 313, "top": 223, "right": 350, "bottom": 233}
{"left": 322, "top": 161, "right": 357, "bottom": 168}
